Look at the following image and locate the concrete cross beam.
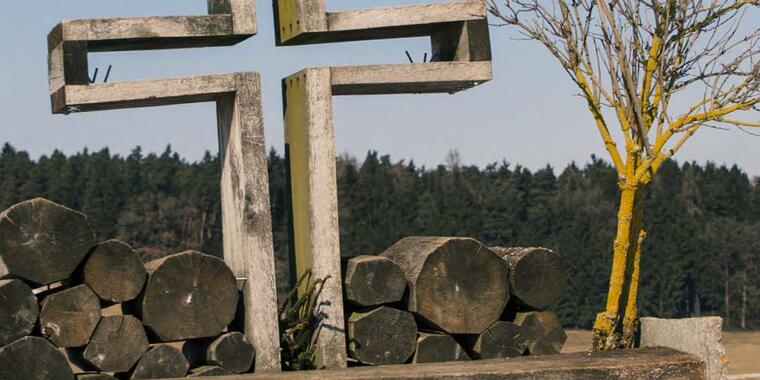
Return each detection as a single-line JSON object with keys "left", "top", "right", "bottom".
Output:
{"left": 47, "top": 0, "right": 255, "bottom": 110}
{"left": 274, "top": 0, "right": 488, "bottom": 51}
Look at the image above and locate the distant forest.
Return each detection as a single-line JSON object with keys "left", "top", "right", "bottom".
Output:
{"left": 1, "top": 143, "right": 758, "bottom": 329}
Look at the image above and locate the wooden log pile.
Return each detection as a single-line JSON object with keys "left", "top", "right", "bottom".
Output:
{"left": 342, "top": 238, "right": 569, "bottom": 366}
{"left": 0, "top": 198, "right": 256, "bottom": 379}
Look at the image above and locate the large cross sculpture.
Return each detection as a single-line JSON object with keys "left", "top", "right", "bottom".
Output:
{"left": 47, "top": 0, "right": 492, "bottom": 372}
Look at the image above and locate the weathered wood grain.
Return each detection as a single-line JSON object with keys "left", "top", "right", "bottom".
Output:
{"left": 51, "top": 74, "right": 237, "bottom": 114}
{"left": 40, "top": 284, "right": 101, "bottom": 348}
{"left": 47, "top": 0, "right": 255, "bottom": 53}
{"left": 83, "top": 315, "right": 149, "bottom": 373}
{"left": 492, "top": 247, "right": 567, "bottom": 310}
{"left": 411, "top": 332, "right": 470, "bottom": 364}
{"left": 330, "top": 62, "right": 492, "bottom": 95}
{"left": 58, "top": 347, "right": 96, "bottom": 375}
{"left": 344, "top": 255, "right": 406, "bottom": 307}
{"left": 347, "top": 306, "right": 417, "bottom": 365}
{"left": 283, "top": 67, "right": 347, "bottom": 369}
{"left": 207, "top": 332, "right": 256, "bottom": 374}
{"left": 0, "top": 198, "right": 96, "bottom": 286}
{"left": 82, "top": 240, "right": 146, "bottom": 303}
{"left": 0, "top": 279, "right": 38, "bottom": 346}
{"left": 141, "top": 251, "right": 238, "bottom": 341}
{"left": 157, "top": 348, "right": 706, "bottom": 380}
{"left": 217, "top": 72, "right": 281, "bottom": 372}
{"left": 380, "top": 237, "right": 509, "bottom": 334}
{"left": 129, "top": 344, "right": 190, "bottom": 379}
{"left": 276, "top": 1, "right": 484, "bottom": 45}
{"left": 513, "top": 311, "right": 567, "bottom": 355}
{"left": 0, "top": 336, "right": 74, "bottom": 380}
{"left": 460, "top": 321, "right": 525, "bottom": 359}
{"left": 188, "top": 366, "right": 234, "bottom": 377}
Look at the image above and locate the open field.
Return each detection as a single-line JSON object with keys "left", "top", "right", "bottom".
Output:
{"left": 563, "top": 330, "right": 760, "bottom": 377}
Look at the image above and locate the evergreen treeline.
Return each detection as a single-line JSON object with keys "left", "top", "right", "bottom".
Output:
{"left": 1, "top": 143, "right": 758, "bottom": 329}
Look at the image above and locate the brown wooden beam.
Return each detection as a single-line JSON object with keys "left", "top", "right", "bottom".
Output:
{"left": 160, "top": 348, "right": 706, "bottom": 380}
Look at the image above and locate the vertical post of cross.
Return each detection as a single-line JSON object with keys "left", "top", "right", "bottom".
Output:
{"left": 217, "top": 72, "right": 281, "bottom": 372}
{"left": 283, "top": 68, "right": 347, "bottom": 368}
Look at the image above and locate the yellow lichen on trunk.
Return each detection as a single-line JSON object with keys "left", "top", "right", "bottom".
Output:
{"left": 593, "top": 144, "right": 648, "bottom": 350}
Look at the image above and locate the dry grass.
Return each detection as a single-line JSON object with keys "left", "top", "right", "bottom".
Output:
{"left": 563, "top": 330, "right": 760, "bottom": 376}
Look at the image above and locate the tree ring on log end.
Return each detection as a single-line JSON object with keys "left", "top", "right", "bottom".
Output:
{"left": 415, "top": 239, "right": 509, "bottom": 334}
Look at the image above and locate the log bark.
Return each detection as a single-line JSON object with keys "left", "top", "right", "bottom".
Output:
{"left": 0, "top": 198, "right": 96, "bottom": 286}
{"left": 491, "top": 247, "right": 566, "bottom": 310}
{"left": 513, "top": 311, "right": 567, "bottom": 355}
{"left": 83, "top": 315, "right": 149, "bottom": 372}
{"left": 0, "top": 336, "right": 74, "bottom": 380}
{"left": 381, "top": 237, "right": 509, "bottom": 334}
{"left": 461, "top": 321, "right": 525, "bottom": 359}
{"left": 207, "top": 332, "right": 255, "bottom": 373}
{"left": 83, "top": 240, "right": 146, "bottom": 303}
{"left": 130, "top": 344, "right": 190, "bottom": 379}
{"left": 411, "top": 332, "right": 470, "bottom": 363}
{"left": 188, "top": 366, "right": 233, "bottom": 376}
{"left": 40, "top": 284, "right": 101, "bottom": 347}
{"left": 0, "top": 279, "right": 39, "bottom": 346}
{"left": 344, "top": 255, "right": 407, "bottom": 307}
{"left": 347, "top": 306, "right": 417, "bottom": 365}
{"left": 141, "top": 251, "right": 238, "bottom": 341}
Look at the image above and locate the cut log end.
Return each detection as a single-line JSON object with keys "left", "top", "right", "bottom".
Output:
{"left": 0, "top": 198, "right": 96, "bottom": 286}
{"left": 0, "top": 279, "right": 39, "bottom": 346}
{"left": 514, "top": 311, "right": 567, "bottom": 355}
{"left": 462, "top": 321, "right": 525, "bottom": 359}
{"left": 130, "top": 344, "right": 190, "bottom": 379}
{"left": 188, "top": 366, "right": 234, "bottom": 377}
{"left": 0, "top": 336, "right": 74, "bottom": 380}
{"left": 345, "top": 255, "right": 407, "bottom": 307}
{"left": 40, "top": 284, "right": 101, "bottom": 347}
{"left": 207, "top": 332, "right": 255, "bottom": 374}
{"left": 347, "top": 306, "right": 417, "bottom": 365}
{"left": 141, "top": 251, "right": 238, "bottom": 341}
{"left": 493, "top": 247, "right": 567, "bottom": 310}
{"left": 412, "top": 332, "right": 470, "bottom": 363}
{"left": 382, "top": 237, "right": 509, "bottom": 334}
{"left": 83, "top": 240, "right": 146, "bottom": 303}
{"left": 83, "top": 315, "right": 149, "bottom": 373}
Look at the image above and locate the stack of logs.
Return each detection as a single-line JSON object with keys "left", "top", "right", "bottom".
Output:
{"left": 0, "top": 198, "right": 255, "bottom": 379}
{"left": 343, "top": 237, "right": 568, "bottom": 365}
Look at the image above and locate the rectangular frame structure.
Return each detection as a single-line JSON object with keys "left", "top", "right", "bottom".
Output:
{"left": 275, "top": 0, "right": 486, "bottom": 46}
{"left": 282, "top": 61, "right": 492, "bottom": 369}
{"left": 46, "top": 2, "right": 283, "bottom": 372}
{"left": 279, "top": 0, "right": 493, "bottom": 369}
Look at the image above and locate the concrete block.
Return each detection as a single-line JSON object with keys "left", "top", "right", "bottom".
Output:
{"left": 640, "top": 317, "right": 727, "bottom": 380}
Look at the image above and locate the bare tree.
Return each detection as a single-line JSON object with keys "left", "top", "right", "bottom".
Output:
{"left": 489, "top": 0, "right": 759, "bottom": 349}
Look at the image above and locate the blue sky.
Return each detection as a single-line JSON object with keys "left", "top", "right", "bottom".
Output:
{"left": 1, "top": 0, "right": 758, "bottom": 175}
